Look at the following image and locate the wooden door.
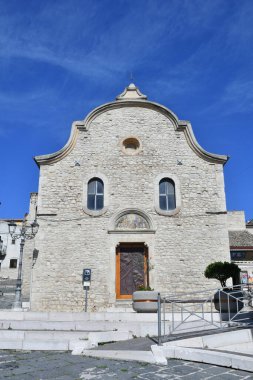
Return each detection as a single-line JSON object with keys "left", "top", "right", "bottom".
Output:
{"left": 116, "top": 243, "right": 148, "bottom": 299}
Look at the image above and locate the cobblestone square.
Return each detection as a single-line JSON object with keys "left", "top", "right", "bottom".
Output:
{"left": 0, "top": 351, "right": 253, "bottom": 380}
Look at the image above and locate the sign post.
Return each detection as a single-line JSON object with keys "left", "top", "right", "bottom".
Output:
{"left": 82, "top": 269, "right": 91, "bottom": 312}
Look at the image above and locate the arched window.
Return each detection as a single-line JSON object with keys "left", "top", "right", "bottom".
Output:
{"left": 87, "top": 178, "right": 104, "bottom": 210}
{"left": 159, "top": 178, "right": 176, "bottom": 211}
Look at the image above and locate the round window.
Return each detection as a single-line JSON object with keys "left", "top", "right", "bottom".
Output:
{"left": 122, "top": 137, "right": 141, "bottom": 155}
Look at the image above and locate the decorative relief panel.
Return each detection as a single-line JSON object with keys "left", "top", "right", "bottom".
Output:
{"left": 116, "top": 213, "right": 149, "bottom": 230}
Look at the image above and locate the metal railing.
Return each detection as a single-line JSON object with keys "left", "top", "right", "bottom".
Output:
{"left": 157, "top": 284, "right": 253, "bottom": 345}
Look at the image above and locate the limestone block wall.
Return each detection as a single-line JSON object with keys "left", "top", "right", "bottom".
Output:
{"left": 29, "top": 105, "right": 230, "bottom": 311}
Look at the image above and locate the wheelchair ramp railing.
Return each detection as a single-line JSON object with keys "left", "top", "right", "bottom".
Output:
{"left": 157, "top": 284, "right": 253, "bottom": 345}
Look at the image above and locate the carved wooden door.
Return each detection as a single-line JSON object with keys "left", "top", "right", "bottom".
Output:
{"left": 116, "top": 244, "right": 148, "bottom": 299}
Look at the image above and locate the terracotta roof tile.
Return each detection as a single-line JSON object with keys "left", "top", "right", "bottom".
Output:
{"left": 229, "top": 230, "right": 253, "bottom": 247}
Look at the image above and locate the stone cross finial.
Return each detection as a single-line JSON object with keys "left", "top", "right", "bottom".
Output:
{"left": 116, "top": 83, "right": 147, "bottom": 101}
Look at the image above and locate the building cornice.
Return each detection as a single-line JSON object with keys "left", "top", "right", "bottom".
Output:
{"left": 34, "top": 99, "right": 229, "bottom": 167}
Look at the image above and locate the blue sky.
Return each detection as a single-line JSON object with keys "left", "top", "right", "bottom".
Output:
{"left": 0, "top": 0, "right": 252, "bottom": 221}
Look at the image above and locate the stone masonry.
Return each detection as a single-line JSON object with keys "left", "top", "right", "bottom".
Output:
{"left": 23, "top": 84, "right": 231, "bottom": 311}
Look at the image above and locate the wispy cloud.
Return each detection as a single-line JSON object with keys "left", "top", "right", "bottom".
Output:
{"left": 0, "top": 1, "right": 253, "bottom": 118}
{"left": 201, "top": 78, "right": 253, "bottom": 116}
{"left": 222, "top": 80, "right": 253, "bottom": 113}
{"left": 0, "top": 0, "right": 253, "bottom": 220}
{"left": 0, "top": 0, "right": 232, "bottom": 81}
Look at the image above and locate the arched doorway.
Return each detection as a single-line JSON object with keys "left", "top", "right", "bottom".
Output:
{"left": 109, "top": 209, "right": 155, "bottom": 300}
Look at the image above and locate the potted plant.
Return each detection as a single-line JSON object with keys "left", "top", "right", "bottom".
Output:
{"left": 132, "top": 285, "right": 158, "bottom": 313}
{"left": 204, "top": 261, "right": 243, "bottom": 319}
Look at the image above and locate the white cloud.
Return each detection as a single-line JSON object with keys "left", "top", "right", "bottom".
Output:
{"left": 0, "top": 0, "right": 231, "bottom": 80}
{"left": 220, "top": 79, "right": 253, "bottom": 114}
{"left": 0, "top": 0, "right": 253, "bottom": 117}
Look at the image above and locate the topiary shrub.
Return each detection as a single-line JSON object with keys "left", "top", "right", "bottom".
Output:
{"left": 204, "top": 261, "right": 241, "bottom": 288}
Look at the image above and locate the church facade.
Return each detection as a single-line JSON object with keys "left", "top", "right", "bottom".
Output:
{"left": 23, "top": 84, "right": 231, "bottom": 311}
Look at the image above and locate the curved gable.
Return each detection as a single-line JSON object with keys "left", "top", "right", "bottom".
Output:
{"left": 34, "top": 84, "right": 228, "bottom": 167}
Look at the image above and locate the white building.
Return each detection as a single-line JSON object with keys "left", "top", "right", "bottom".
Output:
{"left": 0, "top": 220, "right": 21, "bottom": 279}
{"left": 21, "top": 83, "right": 232, "bottom": 312}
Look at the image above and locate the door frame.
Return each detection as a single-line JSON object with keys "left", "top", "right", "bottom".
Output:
{"left": 116, "top": 242, "right": 149, "bottom": 299}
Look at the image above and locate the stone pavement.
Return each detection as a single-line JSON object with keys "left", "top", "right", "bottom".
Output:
{"left": 92, "top": 337, "right": 153, "bottom": 351}
{"left": 0, "top": 350, "right": 253, "bottom": 380}
{"left": 0, "top": 282, "right": 15, "bottom": 310}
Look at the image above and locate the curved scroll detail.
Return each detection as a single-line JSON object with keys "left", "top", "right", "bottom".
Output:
{"left": 34, "top": 99, "right": 229, "bottom": 167}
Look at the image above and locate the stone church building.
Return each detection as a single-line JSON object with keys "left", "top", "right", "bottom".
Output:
{"left": 22, "top": 83, "right": 231, "bottom": 311}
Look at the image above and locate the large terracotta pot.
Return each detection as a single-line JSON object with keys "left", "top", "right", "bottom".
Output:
{"left": 132, "top": 291, "right": 159, "bottom": 313}
{"left": 213, "top": 289, "right": 244, "bottom": 321}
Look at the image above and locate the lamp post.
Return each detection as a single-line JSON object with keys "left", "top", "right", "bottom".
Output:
{"left": 8, "top": 216, "right": 39, "bottom": 310}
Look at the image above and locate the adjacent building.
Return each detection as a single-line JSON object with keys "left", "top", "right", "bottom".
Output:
{"left": 228, "top": 211, "right": 253, "bottom": 283}
{"left": 0, "top": 220, "right": 22, "bottom": 279}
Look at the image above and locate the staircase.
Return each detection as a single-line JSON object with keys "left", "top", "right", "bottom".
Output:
{"left": 0, "top": 311, "right": 160, "bottom": 352}
{"left": 0, "top": 279, "right": 16, "bottom": 309}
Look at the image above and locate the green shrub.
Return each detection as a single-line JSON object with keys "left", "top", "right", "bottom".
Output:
{"left": 204, "top": 261, "right": 240, "bottom": 287}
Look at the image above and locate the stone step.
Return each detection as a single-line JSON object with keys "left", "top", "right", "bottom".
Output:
{"left": 0, "top": 310, "right": 158, "bottom": 322}
{"left": 0, "top": 330, "right": 132, "bottom": 351}
{"left": 0, "top": 310, "right": 220, "bottom": 322}
{"left": 81, "top": 349, "right": 157, "bottom": 364}
{"left": 105, "top": 307, "right": 135, "bottom": 313}
{"left": 0, "top": 339, "right": 70, "bottom": 351}
{"left": 0, "top": 310, "right": 221, "bottom": 340}
{"left": 0, "top": 330, "right": 90, "bottom": 341}
{"left": 0, "top": 320, "right": 112, "bottom": 330}
{"left": 0, "top": 320, "right": 160, "bottom": 337}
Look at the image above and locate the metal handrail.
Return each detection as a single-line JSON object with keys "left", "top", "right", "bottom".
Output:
{"left": 157, "top": 283, "right": 253, "bottom": 345}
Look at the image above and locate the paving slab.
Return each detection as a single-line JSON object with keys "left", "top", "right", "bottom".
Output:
{"left": 0, "top": 350, "right": 252, "bottom": 380}
{"left": 92, "top": 336, "right": 153, "bottom": 351}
